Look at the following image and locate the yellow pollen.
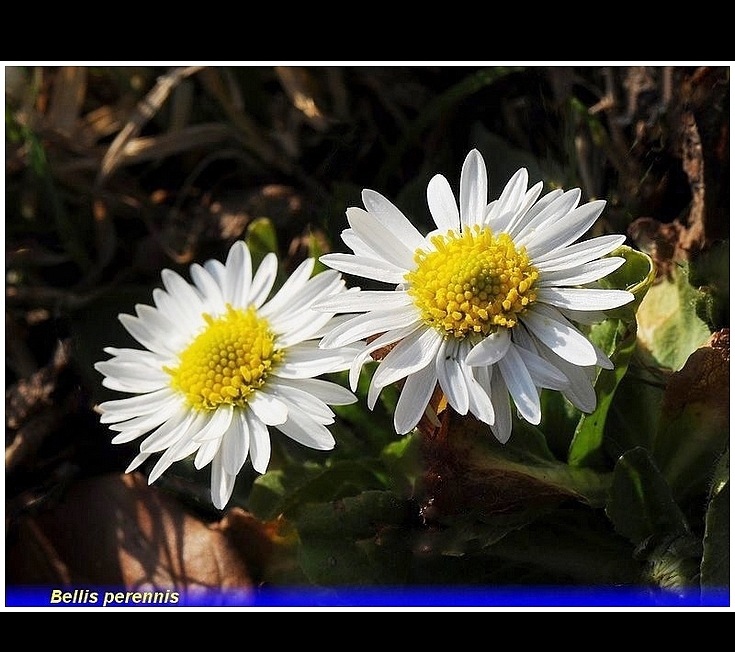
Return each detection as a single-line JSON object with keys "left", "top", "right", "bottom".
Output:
{"left": 405, "top": 225, "right": 539, "bottom": 338}
{"left": 165, "top": 305, "right": 283, "bottom": 411}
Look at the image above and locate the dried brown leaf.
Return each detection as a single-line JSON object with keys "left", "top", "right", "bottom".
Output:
{"left": 6, "top": 473, "right": 272, "bottom": 599}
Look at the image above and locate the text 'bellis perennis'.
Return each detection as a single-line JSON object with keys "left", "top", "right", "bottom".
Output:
{"left": 315, "top": 149, "right": 634, "bottom": 442}
{"left": 95, "top": 243, "right": 361, "bottom": 509}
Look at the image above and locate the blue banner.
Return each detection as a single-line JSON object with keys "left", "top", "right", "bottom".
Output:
{"left": 5, "top": 585, "right": 730, "bottom": 608}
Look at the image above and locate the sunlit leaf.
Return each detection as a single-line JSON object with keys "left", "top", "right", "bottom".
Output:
{"left": 636, "top": 262, "right": 712, "bottom": 371}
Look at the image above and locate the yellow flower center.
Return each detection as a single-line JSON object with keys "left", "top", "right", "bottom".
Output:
{"left": 166, "top": 305, "right": 283, "bottom": 410}
{"left": 405, "top": 226, "right": 539, "bottom": 338}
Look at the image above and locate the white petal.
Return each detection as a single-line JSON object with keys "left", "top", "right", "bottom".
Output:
{"left": 194, "top": 437, "right": 221, "bottom": 470}
{"left": 340, "top": 228, "right": 381, "bottom": 258}
{"left": 347, "top": 324, "right": 421, "bottom": 390}
{"left": 98, "top": 388, "right": 177, "bottom": 423}
{"left": 259, "top": 257, "right": 314, "bottom": 318}
{"left": 319, "top": 305, "right": 420, "bottom": 349}
{"left": 463, "top": 363, "right": 495, "bottom": 426}
{"left": 525, "top": 200, "right": 607, "bottom": 259}
{"left": 538, "top": 258, "right": 626, "bottom": 287}
{"left": 498, "top": 345, "right": 541, "bottom": 424}
{"left": 147, "top": 415, "right": 207, "bottom": 484}
{"left": 496, "top": 180, "right": 544, "bottom": 235}
{"left": 246, "top": 410, "right": 271, "bottom": 474}
{"left": 371, "top": 327, "right": 443, "bottom": 390}
{"left": 221, "top": 410, "right": 250, "bottom": 476}
{"left": 139, "top": 409, "right": 197, "bottom": 454}
{"left": 274, "top": 310, "right": 339, "bottom": 348}
{"left": 117, "top": 314, "right": 176, "bottom": 356}
{"left": 319, "top": 253, "right": 407, "bottom": 285}
{"left": 347, "top": 207, "right": 417, "bottom": 269}
{"left": 190, "top": 263, "right": 224, "bottom": 311}
{"left": 248, "top": 391, "right": 289, "bottom": 425}
{"left": 107, "top": 396, "right": 181, "bottom": 437}
{"left": 533, "top": 234, "right": 627, "bottom": 270}
{"left": 361, "top": 189, "right": 427, "bottom": 252}
{"left": 537, "top": 342, "right": 598, "bottom": 413}
{"left": 314, "top": 290, "right": 412, "bottom": 313}
{"left": 275, "top": 343, "right": 359, "bottom": 378}
{"left": 521, "top": 305, "right": 598, "bottom": 367}
{"left": 275, "top": 409, "right": 335, "bottom": 450}
{"left": 427, "top": 174, "right": 460, "bottom": 232}
{"left": 270, "top": 377, "right": 357, "bottom": 406}
{"left": 506, "top": 188, "right": 563, "bottom": 239}
{"left": 267, "top": 381, "right": 335, "bottom": 423}
{"left": 513, "top": 189, "right": 582, "bottom": 247}
{"left": 435, "top": 339, "right": 469, "bottom": 415}
{"left": 134, "top": 304, "right": 185, "bottom": 345}
{"left": 489, "top": 372, "right": 513, "bottom": 444}
{"left": 101, "top": 347, "right": 168, "bottom": 368}
{"left": 459, "top": 149, "right": 487, "bottom": 227}
{"left": 394, "top": 362, "right": 438, "bottom": 435}
{"left": 483, "top": 168, "right": 529, "bottom": 231}
{"left": 248, "top": 252, "right": 279, "bottom": 307}
{"left": 125, "top": 452, "right": 150, "bottom": 473}
{"left": 224, "top": 241, "right": 253, "bottom": 308}
{"left": 193, "top": 404, "right": 234, "bottom": 442}
{"left": 160, "top": 269, "right": 206, "bottom": 324}
{"left": 152, "top": 288, "right": 190, "bottom": 333}
{"left": 203, "top": 259, "right": 227, "bottom": 291}
{"left": 464, "top": 328, "right": 511, "bottom": 366}
{"left": 537, "top": 287, "right": 634, "bottom": 311}
{"left": 277, "top": 269, "right": 343, "bottom": 314}
{"left": 515, "top": 346, "right": 569, "bottom": 390}
{"left": 98, "top": 362, "right": 169, "bottom": 394}
{"left": 558, "top": 308, "right": 609, "bottom": 325}
{"left": 210, "top": 449, "right": 237, "bottom": 510}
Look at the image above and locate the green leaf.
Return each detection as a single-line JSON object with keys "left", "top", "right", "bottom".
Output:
{"left": 248, "top": 460, "right": 387, "bottom": 521}
{"left": 380, "top": 433, "right": 424, "bottom": 498}
{"left": 606, "top": 447, "right": 690, "bottom": 546}
{"left": 245, "top": 216, "right": 279, "bottom": 268}
{"left": 635, "top": 262, "right": 712, "bottom": 371}
{"left": 689, "top": 240, "right": 729, "bottom": 331}
{"left": 472, "top": 506, "right": 642, "bottom": 586}
{"left": 568, "top": 318, "right": 638, "bottom": 468}
{"left": 608, "top": 448, "right": 704, "bottom": 591}
{"left": 293, "top": 491, "right": 413, "bottom": 585}
{"left": 701, "top": 449, "right": 729, "bottom": 588}
{"left": 567, "top": 246, "right": 655, "bottom": 467}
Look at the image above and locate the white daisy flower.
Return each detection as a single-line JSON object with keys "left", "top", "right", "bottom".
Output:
{"left": 95, "top": 242, "right": 360, "bottom": 509}
{"left": 316, "top": 149, "right": 634, "bottom": 443}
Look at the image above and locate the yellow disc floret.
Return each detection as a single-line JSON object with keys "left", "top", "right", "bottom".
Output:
{"left": 406, "top": 225, "right": 539, "bottom": 338}
{"left": 166, "top": 305, "right": 283, "bottom": 410}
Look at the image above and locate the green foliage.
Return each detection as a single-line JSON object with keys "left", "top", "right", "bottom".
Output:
{"left": 568, "top": 246, "right": 655, "bottom": 467}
